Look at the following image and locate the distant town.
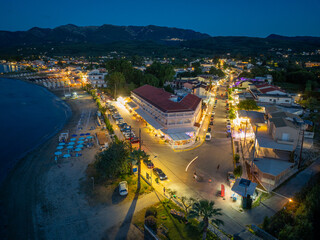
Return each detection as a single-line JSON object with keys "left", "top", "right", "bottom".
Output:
{"left": 1, "top": 48, "right": 320, "bottom": 240}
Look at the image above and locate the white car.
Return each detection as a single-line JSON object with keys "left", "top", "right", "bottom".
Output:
{"left": 119, "top": 181, "right": 128, "bottom": 196}
{"left": 211, "top": 111, "right": 215, "bottom": 115}
{"left": 205, "top": 133, "right": 212, "bottom": 141}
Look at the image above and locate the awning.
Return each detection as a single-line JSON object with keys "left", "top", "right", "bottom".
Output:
{"left": 168, "top": 132, "right": 191, "bottom": 141}
{"left": 127, "top": 101, "right": 138, "bottom": 109}
{"left": 135, "top": 108, "right": 163, "bottom": 130}
{"left": 162, "top": 127, "right": 196, "bottom": 134}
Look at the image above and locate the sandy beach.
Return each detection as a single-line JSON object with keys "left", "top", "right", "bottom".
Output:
{"left": 0, "top": 88, "right": 98, "bottom": 239}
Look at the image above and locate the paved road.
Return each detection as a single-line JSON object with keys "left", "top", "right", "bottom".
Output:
{"left": 112, "top": 80, "right": 247, "bottom": 235}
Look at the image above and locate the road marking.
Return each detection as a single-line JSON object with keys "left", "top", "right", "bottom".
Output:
{"left": 185, "top": 156, "right": 198, "bottom": 172}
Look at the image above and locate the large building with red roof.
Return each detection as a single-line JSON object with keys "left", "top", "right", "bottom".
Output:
{"left": 131, "top": 85, "right": 202, "bottom": 148}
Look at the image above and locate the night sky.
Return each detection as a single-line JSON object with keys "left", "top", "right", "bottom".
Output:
{"left": 1, "top": 0, "right": 320, "bottom": 37}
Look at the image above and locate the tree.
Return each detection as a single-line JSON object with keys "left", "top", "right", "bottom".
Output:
{"left": 142, "top": 73, "right": 160, "bottom": 87}
{"left": 237, "top": 99, "right": 260, "bottom": 111}
{"left": 146, "top": 62, "right": 175, "bottom": 86}
{"left": 209, "top": 67, "right": 225, "bottom": 77}
{"left": 188, "top": 199, "right": 223, "bottom": 240}
{"left": 180, "top": 196, "right": 196, "bottom": 213}
{"left": 105, "top": 72, "right": 126, "bottom": 98}
{"left": 129, "top": 149, "right": 149, "bottom": 190}
{"left": 94, "top": 141, "right": 130, "bottom": 180}
{"left": 233, "top": 166, "right": 242, "bottom": 178}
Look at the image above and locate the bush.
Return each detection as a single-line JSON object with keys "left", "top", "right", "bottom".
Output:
{"left": 145, "top": 216, "right": 157, "bottom": 232}
{"left": 145, "top": 207, "right": 158, "bottom": 218}
{"left": 234, "top": 154, "right": 240, "bottom": 163}
{"left": 233, "top": 166, "right": 242, "bottom": 178}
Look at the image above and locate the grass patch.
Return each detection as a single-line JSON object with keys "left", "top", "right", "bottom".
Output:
{"left": 252, "top": 192, "right": 272, "bottom": 208}
{"left": 82, "top": 164, "right": 153, "bottom": 206}
{"left": 133, "top": 201, "right": 219, "bottom": 240}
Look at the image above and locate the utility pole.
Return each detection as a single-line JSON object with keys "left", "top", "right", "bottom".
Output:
{"left": 244, "top": 120, "right": 248, "bottom": 150}
{"left": 129, "top": 125, "right": 132, "bottom": 152}
{"left": 250, "top": 125, "right": 259, "bottom": 180}
{"left": 298, "top": 129, "right": 305, "bottom": 169}
{"left": 138, "top": 128, "right": 142, "bottom": 190}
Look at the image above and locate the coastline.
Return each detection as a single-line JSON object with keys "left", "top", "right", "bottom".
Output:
{"left": 0, "top": 81, "right": 86, "bottom": 239}
{"left": 0, "top": 78, "right": 72, "bottom": 186}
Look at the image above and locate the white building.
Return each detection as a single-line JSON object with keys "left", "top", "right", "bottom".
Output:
{"left": 87, "top": 69, "right": 108, "bottom": 88}
{"left": 131, "top": 85, "right": 202, "bottom": 148}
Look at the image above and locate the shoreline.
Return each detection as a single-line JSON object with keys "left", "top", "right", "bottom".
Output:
{"left": 0, "top": 79, "right": 87, "bottom": 239}
{"left": 0, "top": 78, "right": 72, "bottom": 186}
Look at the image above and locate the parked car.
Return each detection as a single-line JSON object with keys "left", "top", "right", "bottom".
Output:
{"left": 210, "top": 121, "right": 214, "bottom": 125}
{"left": 207, "top": 127, "right": 211, "bottom": 133}
{"left": 205, "top": 133, "right": 211, "bottom": 141}
{"left": 153, "top": 168, "right": 167, "bottom": 180}
{"left": 212, "top": 111, "right": 215, "bottom": 115}
{"left": 130, "top": 137, "right": 140, "bottom": 144}
{"left": 214, "top": 105, "right": 217, "bottom": 108}
{"left": 143, "top": 160, "right": 154, "bottom": 169}
{"left": 119, "top": 181, "right": 128, "bottom": 196}
{"left": 227, "top": 125, "right": 231, "bottom": 130}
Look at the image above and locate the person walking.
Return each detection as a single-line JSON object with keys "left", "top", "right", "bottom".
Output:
{"left": 217, "top": 164, "right": 220, "bottom": 171}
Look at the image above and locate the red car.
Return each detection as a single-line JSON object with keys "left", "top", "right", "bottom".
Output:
{"left": 130, "top": 137, "right": 140, "bottom": 144}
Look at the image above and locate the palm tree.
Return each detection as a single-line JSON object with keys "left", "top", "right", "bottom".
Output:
{"left": 129, "top": 149, "right": 149, "bottom": 190}
{"left": 188, "top": 199, "right": 224, "bottom": 240}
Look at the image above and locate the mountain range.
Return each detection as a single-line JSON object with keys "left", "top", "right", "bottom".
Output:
{"left": 0, "top": 24, "right": 320, "bottom": 57}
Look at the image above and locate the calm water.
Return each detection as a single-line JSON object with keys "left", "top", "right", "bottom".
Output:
{"left": 0, "top": 78, "right": 71, "bottom": 185}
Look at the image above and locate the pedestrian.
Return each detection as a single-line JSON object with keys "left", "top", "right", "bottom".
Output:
{"left": 217, "top": 164, "right": 220, "bottom": 170}
{"left": 163, "top": 187, "right": 166, "bottom": 195}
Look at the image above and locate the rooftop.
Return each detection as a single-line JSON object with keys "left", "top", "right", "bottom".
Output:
{"left": 254, "top": 158, "right": 293, "bottom": 176}
{"left": 269, "top": 117, "right": 298, "bottom": 129}
{"left": 231, "top": 178, "right": 257, "bottom": 197}
{"left": 256, "top": 127, "right": 295, "bottom": 151}
{"left": 132, "top": 85, "right": 201, "bottom": 113}
{"left": 238, "top": 110, "right": 265, "bottom": 125}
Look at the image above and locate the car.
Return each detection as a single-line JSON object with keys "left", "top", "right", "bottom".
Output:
{"left": 205, "top": 133, "right": 211, "bottom": 141}
{"left": 214, "top": 105, "right": 217, "bottom": 108}
{"left": 207, "top": 127, "right": 211, "bottom": 133}
{"left": 210, "top": 117, "right": 214, "bottom": 121}
{"left": 143, "top": 160, "right": 154, "bottom": 169}
{"left": 153, "top": 168, "right": 167, "bottom": 180}
{"left": 211, "top": 111, "right": 215, "bottom": 115}
{"left": 226, "top": 108, "right": 229, "bottom": 110}
{"left": 130, "top": 137, "right": 140, "bottom": 144}
{"left": 227, "top": 122, "right": 231, "bottom": 126}
{"left": 226, "top": 119, "right": 231, "bottom": 123}
{"left": 119, "top": 181, "right": 128, "bottom": 196}
{"left": 227, "top": 125, "right": 231, "bottom": 129}
{"left": 227, "top": 172, "right": 236, "bottom": 185}
{"left": 215, "top": 100, "right": 218, "bottom": 103}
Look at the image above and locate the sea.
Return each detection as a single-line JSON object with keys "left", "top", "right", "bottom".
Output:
{"left": 0, "top": 72, "right": 71, "bottom": 185}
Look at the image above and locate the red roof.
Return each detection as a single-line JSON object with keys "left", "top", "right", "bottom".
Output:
{"left": 132, "top": 85, "right": 201, "bottom": 113}
{"left": 259, "top": 87, "right": 285, "bottom": 94}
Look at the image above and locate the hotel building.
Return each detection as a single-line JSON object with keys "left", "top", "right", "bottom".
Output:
{"left": 130, "top": 85, "right": 202, "bottom": 148}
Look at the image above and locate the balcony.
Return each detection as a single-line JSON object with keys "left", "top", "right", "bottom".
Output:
{"left": 276, "top": 138, "right": 294, "bottom": 145}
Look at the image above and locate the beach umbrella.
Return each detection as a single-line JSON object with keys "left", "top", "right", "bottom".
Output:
{"left": 59, "top": 142, "right": 66, "bottom": 146}
{"left": 55, "top": 151, "right": 62, "bottom": 156}
{"left": 75, "top": 148, "right": 82, "bottom": 152}
{"left": 68, "top": 142, "right": 75, "bottom": 145}
{"left": 79, "top": 137, "right": 85, "bottom": 140}
{"left": 80, "top": 133, "right": 85, "bottom": 136}
{"left": 63, "top": 154, "right": 71, "bottom": 158}
{"left": 70, "top": 138, "right": 76, "bottom": 141}
{"left": 56, "top": 146, "right": 64, "bottom": 150}
{"left": 72, "top": 134, "right": 77, "bottom": 137}
{"left": 77, "top": 140, "right": 84, "bottom": 144}
{"left": 86, "top": 136, "right": 93, "bottom": 139}
{"left": 67, "top": 146, "right": 73, "bottom": 149}
{"left": 76, "top": 144, "right": 84, "bottom": 148}
{"left": 85, "top": 133, "right": 90, "bottom": 135}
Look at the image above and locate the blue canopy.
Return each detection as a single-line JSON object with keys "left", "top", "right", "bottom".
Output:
{"left": 77, "top": 140, "right": 84, "bottom": 144}
{"left": 75, "top": 148, "right": 82, "bottom": 152}
{"left": 85, "top": 133, "right": 90, "bottom": 135}
{"left": 67, "top": 146, "right": 73, "bottom": 149}
{"left": 55, "top": 151, "right": 62, "bottom": 155}
{"left": 56, "top": 146, "right": 64, "bottom": 150}
{"left": 59, "top": 142, "right": 66, "bottom": 146}
{"left": 63, "top": 154, "right": 71, "bottom": 158}
{"left": 72, "top": 134, "right": 77, "bottom": 137}
{"left": 68, "top": 142, "right": 75, "bottom": 145}
{"left": 76, "top": 144, "right": 84, "bottom": 148}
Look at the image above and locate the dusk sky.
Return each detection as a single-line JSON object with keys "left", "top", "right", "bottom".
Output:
{"left": 1, "top": 0, "right": 320, "bottom": 37}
